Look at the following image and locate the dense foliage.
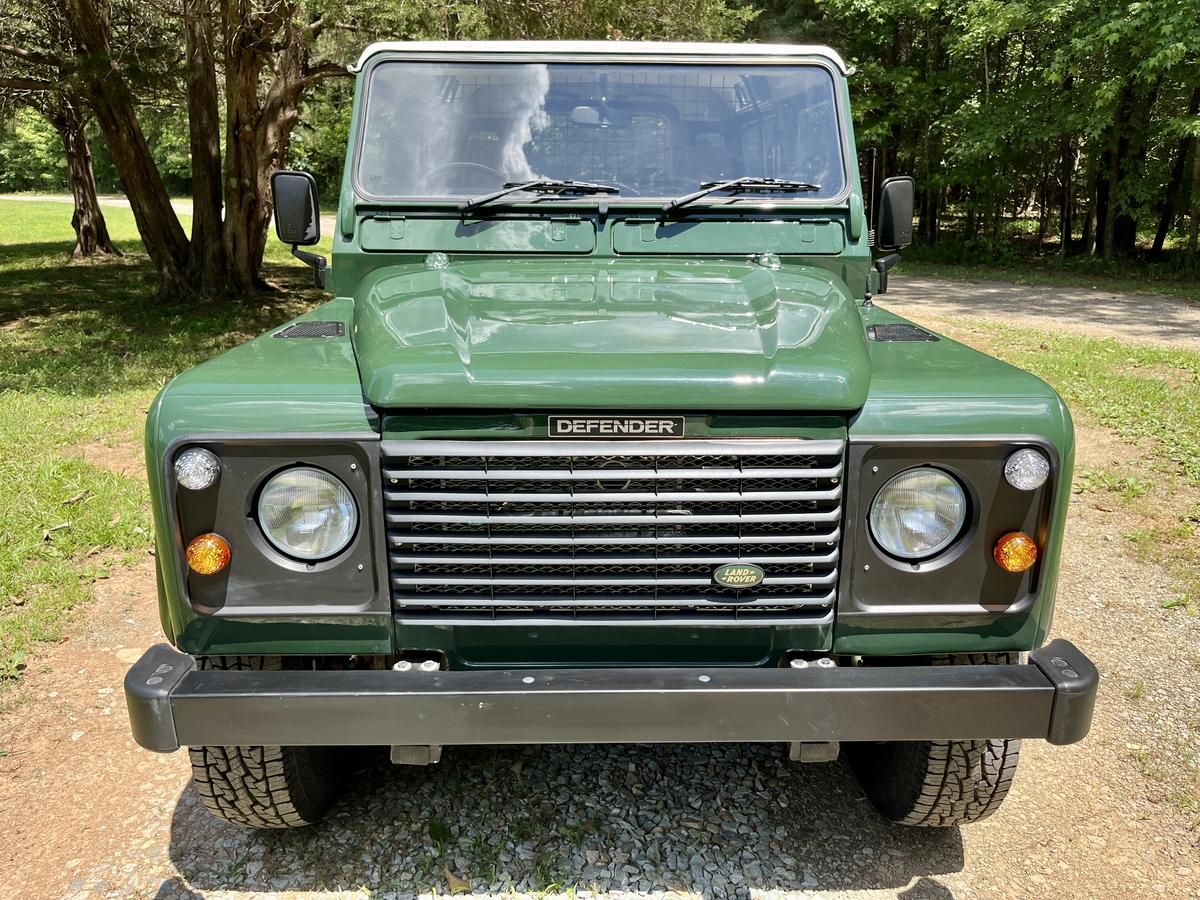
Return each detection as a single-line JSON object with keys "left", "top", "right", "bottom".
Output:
{"left": 1, "top": 0, "right": 1198, "bottom": 282}
{"left": 749, "top": 0, "right": 1200, "bottom": 262}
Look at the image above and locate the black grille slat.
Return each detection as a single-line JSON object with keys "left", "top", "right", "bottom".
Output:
{"left": 383, "top": 439, "right": 844, "bottom": 623}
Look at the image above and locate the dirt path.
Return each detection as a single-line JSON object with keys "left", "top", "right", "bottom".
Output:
{"left": 885, "top": 274, "right": 1200, "bottom": 350}
{"left": 1, "top": 281, "right": 1198, "bottom": 899}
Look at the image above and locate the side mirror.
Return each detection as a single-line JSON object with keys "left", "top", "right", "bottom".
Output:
{"left": 876, "top": 176, "right": 914, "bottom": 251}
{"left": 271, "top": 170, "right": 320, "bottom": 246}
{"left": 270, "top": 170, "right": 326, "bottom": 288}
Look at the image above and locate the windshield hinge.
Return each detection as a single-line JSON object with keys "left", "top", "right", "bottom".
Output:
{"left": 370, "top": 212, "right": 406, "bottom": 239}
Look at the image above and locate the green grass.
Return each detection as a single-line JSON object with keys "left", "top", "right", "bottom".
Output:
{"left": 0, "top": 198, "right": 324, "bottom": 685}
{"left": 1075, "top": 467, "right": 1153, "bottom": 502}
{"left": 966, "top": 324, "right": 1200, "bottom": 484}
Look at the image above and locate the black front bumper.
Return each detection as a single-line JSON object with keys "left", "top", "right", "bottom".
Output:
{"left": 125, "top": 639, "right": 1098, "bottom": 753}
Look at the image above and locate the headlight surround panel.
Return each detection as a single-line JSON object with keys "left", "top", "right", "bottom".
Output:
{"left": 164, "top": 438, "right": 384, "bottom": 616}
{"left": 843, "top": 438, "right": 1058, "bottom": 618}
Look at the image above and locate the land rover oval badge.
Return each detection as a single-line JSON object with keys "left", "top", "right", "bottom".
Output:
{"left": 713, "top": 563, "right": 765, "bottom": 589}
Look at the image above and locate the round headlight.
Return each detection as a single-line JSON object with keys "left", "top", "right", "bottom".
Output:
{"left": 174, "top": 447, "right": 220, "bottom": 490}
{"left": 257, "top": 467, "right": 357, "bottom": 561}
{"left": 869, "top": 468, "right": 968, "bottom": 560}
{"left": 1004, "top": 448, "right": 1050, "bottom": 491}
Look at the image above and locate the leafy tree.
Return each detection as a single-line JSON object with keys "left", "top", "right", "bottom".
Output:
{"left": 0, "top": 0, "right": 121, "bottom": 256}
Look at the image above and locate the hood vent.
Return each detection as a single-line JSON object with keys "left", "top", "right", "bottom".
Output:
{"left": 867, "top": 323, "right": 938, "bottom": 342}
{"left": 275, "top": 321, "right": 344, "bottom": 339}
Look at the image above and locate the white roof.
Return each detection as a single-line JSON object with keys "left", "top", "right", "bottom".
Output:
{"left": 355, "top": 41, "right": 850, "bottom": 75}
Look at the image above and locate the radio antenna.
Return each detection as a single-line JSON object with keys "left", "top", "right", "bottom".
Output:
{"left": 867, "top": 147, "right": 878, "bottom": 248}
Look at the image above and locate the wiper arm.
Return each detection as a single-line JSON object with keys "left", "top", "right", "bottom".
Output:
{"left": 459, "top": 179, "right": 619, "bottom": 214}
{"left": 661, "top": 177, "right": 821, "bottom": 216}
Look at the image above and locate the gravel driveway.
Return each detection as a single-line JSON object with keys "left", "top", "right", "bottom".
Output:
{"left": 885, "top": 274, "right": 1200, "bottom": 349}
{"left": 1, "top": 277, "right": 1198, "bottom": 900}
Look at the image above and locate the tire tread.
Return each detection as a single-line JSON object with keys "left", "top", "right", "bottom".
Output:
{"left": 187, "top": 656, "right": 339, "bottom": 829}
{"left": 849, "top": 652, "right": 1023, "bottom": 827}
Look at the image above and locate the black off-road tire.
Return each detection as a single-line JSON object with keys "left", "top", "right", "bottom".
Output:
{"left": 847, "top": 652, "right": 1022, "bottom": 827}
{"left": 187, "top": 656, "right": 343, "bottom": 829}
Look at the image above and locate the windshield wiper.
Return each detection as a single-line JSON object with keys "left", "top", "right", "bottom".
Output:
{"left": 661, "top": 177, "right": 821, "bottom": 216}
{"left": 459, "top": 179, "right": 619, "bottom": 214}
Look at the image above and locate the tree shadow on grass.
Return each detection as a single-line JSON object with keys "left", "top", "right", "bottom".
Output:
{"left": 164, "top": 744, "right": 964, "bottom": 898}
{"left": 0, "top": 250, "right": 322, "bottom": 396}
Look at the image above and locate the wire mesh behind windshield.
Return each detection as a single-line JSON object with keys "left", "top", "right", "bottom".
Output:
{"left": 356, "top": 60, "right": 846, "bottom": 201}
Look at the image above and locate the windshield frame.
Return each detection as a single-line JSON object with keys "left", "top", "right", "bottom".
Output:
{"left": 350, "top": 50, "right": 853, "bottom": 209}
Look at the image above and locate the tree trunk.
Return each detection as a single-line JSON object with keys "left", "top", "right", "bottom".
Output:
{"left": 1036, "top": 175, "right": 1049, "bottom": 253}
{"left": 184, "top": 0, "right": 227, "bottom": 293}
{"left": 1059, "top": 138, "right": 1074, "bottom": 257}
{"left": 1082, "top": 154, "right": 1097, "bottom": 255}
{"left": 222, "top": 0, "right": 271, "bottom": 293}
{"left": 1188, "top": 145, "right": 1200, "bottom": 266}
{"left": 50, "top": 96, "right": 119, "bottom": 258}
{"left": 1151, "top": 83, "right": 1200, "bottom": 258}
{"left": 1097, "top": 129, "right": 1118, "bottom": 259}
{"left": 220, "top": 1, "right": 317, "bottom": 294}
{"left": 1103, "top": 77, "right": 1161, "bottom": 259}
{"left": 62, "top": 0, "right": 190, "bottom": 294}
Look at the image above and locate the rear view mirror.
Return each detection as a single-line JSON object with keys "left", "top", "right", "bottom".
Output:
{"left": 271, "top": 170, "right": 320, "bottom": 246}
{"left": 876, "top": 176, "right": 914, "bottom": 250}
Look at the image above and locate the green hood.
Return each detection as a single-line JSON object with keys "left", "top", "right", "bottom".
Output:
{"left": 352, "top": 258, "right": 870, "bottom": 410}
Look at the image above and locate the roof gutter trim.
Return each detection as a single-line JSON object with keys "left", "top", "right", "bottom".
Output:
{"left": 352, "top": 41, "right": 851, "bottom": 75}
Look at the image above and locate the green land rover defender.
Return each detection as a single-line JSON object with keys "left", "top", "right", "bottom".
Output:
{"left": 125, "top": 41, "right": 1098, "bottom": 830}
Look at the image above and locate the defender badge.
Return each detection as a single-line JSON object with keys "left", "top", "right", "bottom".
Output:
{"left": 713, "top": 563, "right": 765, "bottom": 589}
{"left": 549, "top": 416, "right": 685, "bottom": 438}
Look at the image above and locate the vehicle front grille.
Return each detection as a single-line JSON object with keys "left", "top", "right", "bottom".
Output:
{"left": 382, "top": 438, "right": 844, "bottom": 624}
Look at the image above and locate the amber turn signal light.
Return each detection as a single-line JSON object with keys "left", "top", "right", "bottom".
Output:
{"left": 993, "top": 532, "right": 1038, "bottom": 573}
{"left": 186, "top": 533, "right": 231, "bottom": 575}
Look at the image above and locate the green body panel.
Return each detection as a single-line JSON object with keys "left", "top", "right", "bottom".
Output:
{"left": 144, "top": 45, "right": 1076, "bottom": 665}
{"left": 352, "top": 258, "right": 870, "bottom": 410}
{"left": 144, "top": 298, "right": 392, "bottom": 656}
{"left": 834, "top": 305, "right": 1075, "bottom": 656}
{"left": 149, "top": 297, "right": 375, "bottom": 437}
{"left": 360, "top": 216, "right": 597, "bottom": 253}
{"left": 611, "top": 219, "right": 846, "bottom": 255}
{"left": 395, "top": 622, "right": 831, "bottom": 669}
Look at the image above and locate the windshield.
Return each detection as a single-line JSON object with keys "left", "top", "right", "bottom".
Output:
{"left": 356, "top": 60, "right": 847, "bottom": 202}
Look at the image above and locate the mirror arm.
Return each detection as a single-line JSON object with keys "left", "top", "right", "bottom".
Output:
{"left": 872, "top": 252, "right": 902, "bottom": 295}
{"left": 291, "top": 245, "right": 327, "bottom": 289}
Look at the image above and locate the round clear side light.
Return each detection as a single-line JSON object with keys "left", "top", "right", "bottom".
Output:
{"left": 257, "top": 466, "right": 357, "bottom": 561}
{"left": 174, "top": 447, "right": 220, "bottom": 490}
{"left": 1004, "top": 448, "right": 1051, "bottom": 491}
{"left": 869, "top": 468, "right": 968, "bottom": 560}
